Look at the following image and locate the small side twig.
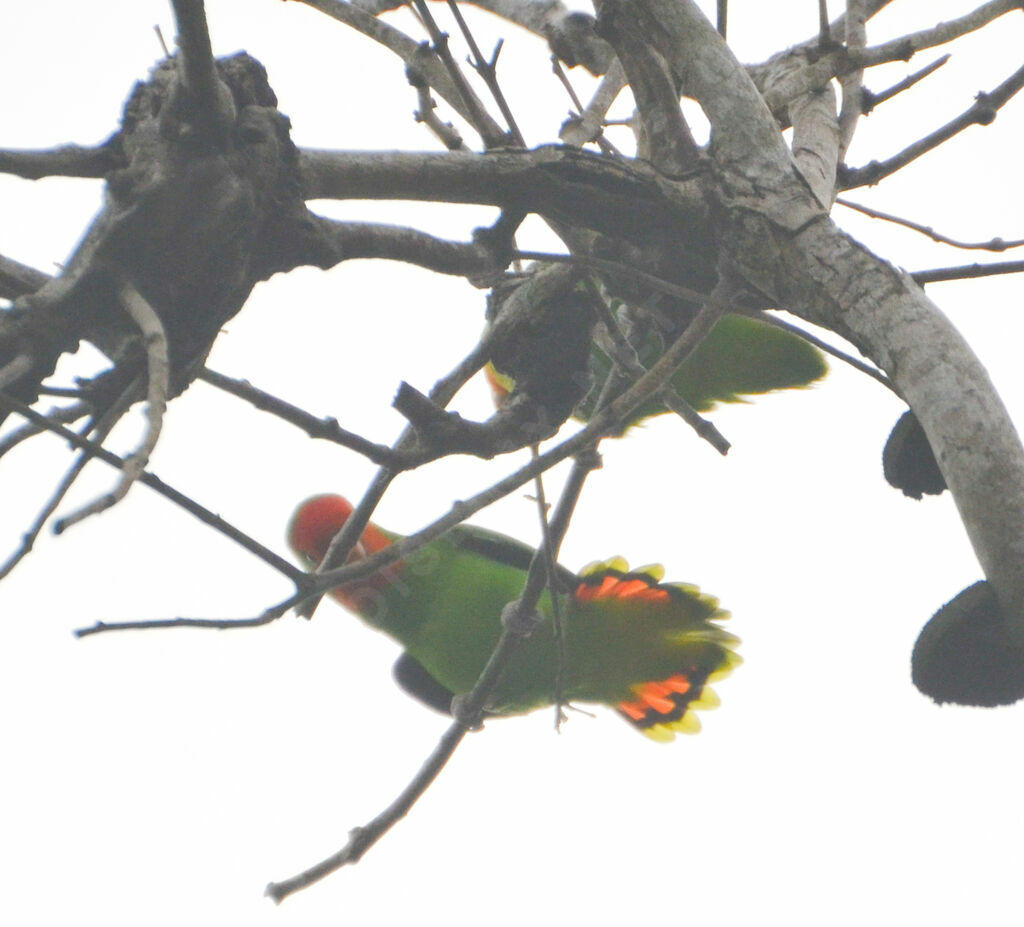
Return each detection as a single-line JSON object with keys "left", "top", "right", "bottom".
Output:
{"left": 445, "top": 0, "right": 525, "bottom": 146}
{"left": 860, "top": 54, "right": 950, "bottom": 114}
{"left": 842, "top": 60, "right": 1024, "bottom": 188}
{"left": 911, "top": 259, "right": 1024, "bottom": 284}
{"left": 412, "top": 0, "right": 510, "bottom": 148}
{"left": 584, "top": 278, "right": 730, "bottom": 454}
{"left": 550, "top": 56, "right": 621, "bottom": 156}
{"left": 838, "top": 198, "right": 1024, "bottom": 251}
{"left": 198, "top": 368, "right": 400, "bottom": 466}
{"left": 408, "top": 65, "right": 467, "bottom": 150}
{"left": 75, "top": 599, "right": 301, "bottom": 639}
{"left": 0, "top": 378, "right": 138, "bottom": 581}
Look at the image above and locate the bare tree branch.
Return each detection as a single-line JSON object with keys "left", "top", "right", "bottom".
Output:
{"left": 198, "top": 368, "right": 400, "bottom": 465}
{"left": 558, "top": 58, "right": 627, "bottom": 148}
{"left": 839, "top": 198, "right": 1024, "bottom": 251}
{"left": 0, "top": 393, "right": 307, "bottom": 583}
{"left": 166, "top": 0, "right": 236, "bottom": 144}
{"left": 628, "top": 0, "right": 1024, "bottom": 659}
{"left": 758, "top": 0, "right": 1021, "bottom": 116}
{"left": 912, "top": 260, "right": 1024, "bottom": 284}
{"left": 298, "top": 147, "right": 702, "bottom": 246}
{"left": 0, "top": 254, "right": 51, "bottom": 299}
{"left": 595, "top": 5, "right": 701, "bottom": 174}
{"left": 838, "top": 0, "right": 867, "bottom": 160}
{"left": 0, "top": 139, "right": 122, "bottom": 180}
{"left": 842, "top": 61, "right": 1024, "bottom": 188}
{"left": 292, "top": 0, "right": 506, "bottom": 143}
{"left": 54, "top": 281, "right": 169, "bottom": 532}
{"left": 861, "top": 54, "right": 950, "bottom": 113}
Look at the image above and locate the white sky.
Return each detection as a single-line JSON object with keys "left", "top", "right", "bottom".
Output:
{"left": 2, "top": 1, "right": 1023, "bottom": 925}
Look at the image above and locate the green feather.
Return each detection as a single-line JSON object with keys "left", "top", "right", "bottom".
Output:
{"left": 576, "top": 312, "right": 827, "bottom": 424}
{"left": 291, "top": 499, "right": 739, "bottom": 740}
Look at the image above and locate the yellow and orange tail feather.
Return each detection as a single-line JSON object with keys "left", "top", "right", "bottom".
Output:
{"left": 483, "top": 361, "right": 515, "bottom": 409}
{"left": 576, "top": 558, "right": 741, "bottom": 742}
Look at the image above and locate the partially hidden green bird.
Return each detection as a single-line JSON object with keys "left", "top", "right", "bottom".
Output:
{"left": 289, "top": 495, "right": 741, "bottom": 741}
{"left": 486, "top": 313, "right": 828, "bottom": 425}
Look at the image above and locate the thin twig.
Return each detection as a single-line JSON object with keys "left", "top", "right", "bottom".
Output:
{"left": 154, "top": 24, "right": 171, "bottom": 57}
{"left": 838, "top": 198, "right": 1024, "bottom": 251}
{"left": 550, "top": 57, "right": 621, "bottom": 156}
{"left": 584, "top": 278, "right": 731, "bottom": 454}
{"left": 842, "top": 60, "right": 1024, "bottom": 188}
{"left": 513, "top": 250, "right": 707, "bottom": 306}
{"left": 412, "top": 0, "right": 510, "bottom": 148}
{"left": 445, "top": 0, "right": 525, "bottom": 146}
{"left": 526, "top": 450, "right": 569, "bottom": 731}
{"left": 268, "top": 382, "right": 613, "bottom": 903}
{"left": 0, "top": 393, "right": 307, "bottom": 583}
{"left": 746, "top": 309, "right": 894, "bottom": 391}
{"left": 198, "top": 368, "right": 400, "bottom": 465}
{"left": 75, "top": 603, "right": 298, "bottom": 639}
{"left": 861, "top": 54, "right": 950, "bottom": 113}
{"left": 0, "top": 416, "right": 112, "bottom": 582}
{"left": 0, "top": 401, "right": 90, "bottom": 459}
{"left": 297, "top": 337, "right": 492, "bottom": 619}
{"left": 408, "top": 66, "right": 467, "bottom": 150}
{"left": 912, "top": 260, "right": 1024, "bottom": 284}
{"left": 294, "top": 0, "right": 505, "bottom": 142}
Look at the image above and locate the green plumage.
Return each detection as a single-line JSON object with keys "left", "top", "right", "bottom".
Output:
{"left": 289, "top": 496, "right": 740, "bottom": 739}
{"left": 576, "top": 312, "right": 828, "bottom": 423}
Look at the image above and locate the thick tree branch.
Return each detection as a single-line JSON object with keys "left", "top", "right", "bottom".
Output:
{"left": 0, "top": 254, "right": 50, "bottom": 299}
{"left": 630, "top": 0, "right": 1024, "bottom": 677}
{"left": 594, "top": 7, "right": 700, "bottom": 175}
{"left": 166, "top": 0, "right": 237, "bottom": 144}
{"left": 312, "top": 215, "right": 505, "bottom": 279}
{"left": 298, "top": 146, "right": 704, "bottom": 247}
{"left": 0, "top": 139, "right": 122, "bottom": 180}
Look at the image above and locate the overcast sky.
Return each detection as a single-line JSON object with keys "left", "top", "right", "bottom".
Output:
{"left": 2, "top": 2, "right": 1023, "bottom": 925}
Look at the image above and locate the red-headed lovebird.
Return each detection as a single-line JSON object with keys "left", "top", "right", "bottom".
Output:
{"left": 289, "top": 495, "right": 740, "bottom": 741}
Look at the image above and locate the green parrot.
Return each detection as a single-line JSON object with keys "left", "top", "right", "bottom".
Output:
{"left": 486, "top": 312, "right": 828, "bottom": 425}
{"left": 289, "top": 495, "right": 740, "bottom": 742}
